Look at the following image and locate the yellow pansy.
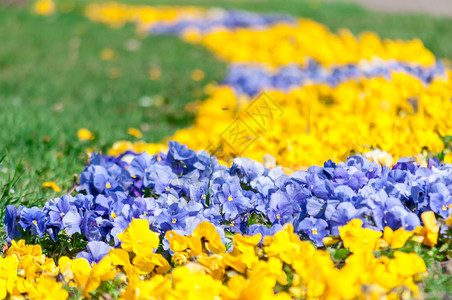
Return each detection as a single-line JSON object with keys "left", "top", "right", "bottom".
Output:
{"left": 117, "top": 218, "right": 160, "bottom": 256}
{"left": 127, "top": 127, "right": 143, "bottom": 138}
{"left": 339, "top": 219, "right": 382, "bottom": 253}
{"left": 41, "top": 181, "right": 61, "bottom": 193}
{"left": 34, "top": 0, "right": 55, "bottom": 16}
{"left": 77, "top": 128, "right": 93, "bottom": 141}
{"left": 381, "top": 226, "right": 415, "bottom": 249}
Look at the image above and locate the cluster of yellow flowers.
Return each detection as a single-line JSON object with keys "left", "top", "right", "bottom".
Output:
{"left": 85, "top": 2, "right": 205, "bottom": 30}
{"left": 198, "top": 21, "right": 435, "bottom": 67}
{"left": 111, "top": 72, "right": 452, "bottom": 168}
{"left": 1, "top": 216, "right": 438, "bottom": 300}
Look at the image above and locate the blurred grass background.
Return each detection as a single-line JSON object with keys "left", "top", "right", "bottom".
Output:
{"left": 1, "top": 0, "right": 452, "bottom": 218}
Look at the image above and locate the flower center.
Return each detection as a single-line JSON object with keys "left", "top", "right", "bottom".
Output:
{"left": 312, "top": 228, "right": 318, "bottom": 235}
{"left": 105, "top": 182, "right": 111, "bottom": 189}
{"left": 165, "top": 186, "right": 170, "bottom": 191}
{"left": 32, "top": 220, "right": 38, "bottom": 226}
{"left": 202, "top": 194, "right": 206, "bottom": 200}
{"left": 111, "top": 212, "right": 117, "bottom": 219}
{"left": 172, "top": 218, "right": 177, "bottom": 224}
{"left": 228, "top": 196, "right": 233, "bottom": 201}
{"left": 443, "top": 205, "right": 448, "bottom": 211}
{"left": 230, "top": 222, "right": 234, "bottom": 226}
{"left": 276, "top": 214, "right": 280, "bottom": 219}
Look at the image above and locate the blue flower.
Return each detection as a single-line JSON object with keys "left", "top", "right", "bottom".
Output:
{"left": 189, "top": 181, "right": 209, "bottom": 206}
{"left": 429, "top": 183, "right": 452, "bottom": 218}
{"left": 384, "top": 206, "right": 420, "bottom": 231}
{"left": 230, "top": 157, "right": 265, "bottom": 184}
{"left": 45, "top": 195, "right": 73, "bottom": 229}
{"left": 144, "top": 164, "right": 177, "bottom": 195}
{"left": 81, "top": 211, "right": 102, "bottom": 241}
{"left": 267, "top": 190, "right": 297, "bottom": 223}
{"left": 156, "top": 203, "right": 190, "bottom": 232}
{"left": 306, "top": 197, "right": 325, "bottom": 218}
{"left": 166, "top": 140, "right": 196, "bottom": 174}
{"left": 76, "top": 241, "right": 112, "bottom": 265}
{"left": 131, "top": 197, "right": 157, "bottom": 219}
{"left": 247, "top": 223, "right": 283, "bottom": 242}
{"left": 129, "top": 152, "right": 156, "bottom": 178}
{"left": 297, "top": 217, "right": 329, "bottom": 246}
{"left": 4, "top": 205, "right": 20, "bottom": 242}
{"left": 306, "top": 173, "right": 333, "bottom": 199}
{"left": 216, "top": 179, "right": 252, "bottom": 220}
{"left": 62, "top": 209, "right": 82, "bottom": 235}
{"left": 19, "top": 207, "right": 47, "bottom": 238}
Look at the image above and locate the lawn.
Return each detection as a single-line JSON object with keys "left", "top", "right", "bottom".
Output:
{"left": 1, "top": 0, "right": 452, "bottom": 297}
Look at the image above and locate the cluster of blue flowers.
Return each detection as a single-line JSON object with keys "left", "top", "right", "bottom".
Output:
{"left": 223, "top": 60, "right": 448, "bottom": 96}
{"left": 149, "top": 9, "right": 294, "bottom": 35}
{"left": 5, "top": 142, "right": 452, "bottom": 258}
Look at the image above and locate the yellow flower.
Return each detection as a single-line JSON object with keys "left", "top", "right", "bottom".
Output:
{"left": 165, "top": 230, "right": 195, "bottom": 254}
{"left": 117, "top": 218, "right": 160, "bottom": 256}
{"left": 192, "top": 221, "right": 226, "bottom": 254}
{"left": 149, "top": 67, "right": 162, "bottom": 80}
{"left": 322, "top": 236, "right": 340, "bottom": 246}
{"left": 108, "top": 140, "right": 133, "bottom": 156}
{"left": 419, "top": 211, "right": 439, "bottom": 247}
{"left": 171, "top": 266, "right": 225, "bottom": 299}
{"left": 127, "top": 128, "right": 143, "bottom": 138}
{"left": 27, "top": 275, "right": 68, "bottom": 300}
{"left": 446, "top": 213, "right": 452, "bottom": 227}
{"left": 100, "top": 48, "right": 115, "bottom": 61}
{"left": 444, "top": 152, "right": 452, "bottom": 164}
{"left": 339, "top": 219, "right": 382, "bottom": 253}
{"left": 381, "top": 226, "right": 414, "bottom": 249}
{"left": 77, "top": 128, "right": 93, "bottom": 141}
{"left": 41, "top": 181, "right": 61, "bottom": 193}
{"left": 264, "top": 224, "right": 312, "bottom": 265}
{"left": 223, "top": 233, "right": 261, "bottom": 271}
{"left": 0, "top": 255, "right": 19, "bottom": 299}
{"left": 7, "top": 240, "right": 42, "bottom": 257}
{"left": 109, "top": 67, "right": 122, "bottom": 79}
{"left": 190, "top": 69, "right": 205, "bottom": 81}
{"left": 34, "top": 0, "right": 55, "bottom": 16}
{"left": 68, "top": 258, "right": 92, "bottom": 295}
{"left": 132, "top": 253, "right": 170, "bottom": 274}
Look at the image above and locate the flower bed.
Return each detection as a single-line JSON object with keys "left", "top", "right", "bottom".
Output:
{"left": 2, "top": 2, "right": 450, "bottom": 299}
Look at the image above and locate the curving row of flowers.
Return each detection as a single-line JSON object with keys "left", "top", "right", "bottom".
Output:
{"left": 3, "top": 141, "right": 452, "bottom": 298}
{"left": 6, "top": 141, "right": 452, "bottom": 247}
